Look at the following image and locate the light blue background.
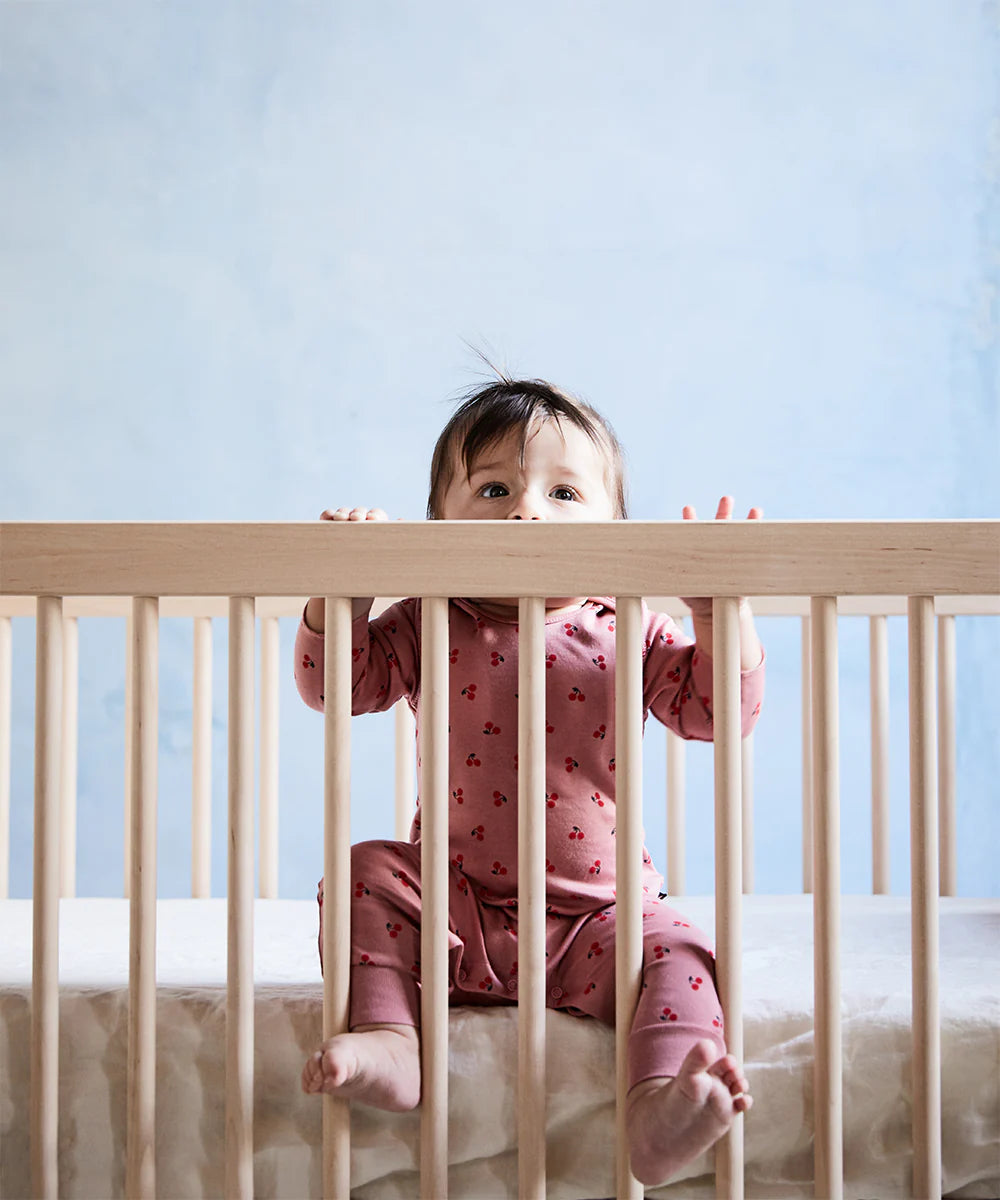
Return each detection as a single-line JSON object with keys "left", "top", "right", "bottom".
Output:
{"left": 2, "top": 3, "right": 997, "bottom": 898}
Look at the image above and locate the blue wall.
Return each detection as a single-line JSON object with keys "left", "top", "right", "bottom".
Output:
{"left": 2, "top": 3, "right": 997, "bottom": 897}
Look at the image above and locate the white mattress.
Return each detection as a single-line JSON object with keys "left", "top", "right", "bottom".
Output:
{"left": 1, "top": 895, "right": 997, "bottom": 1199}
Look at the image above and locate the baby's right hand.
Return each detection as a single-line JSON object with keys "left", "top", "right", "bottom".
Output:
{"left": 321, "top": 507, "right": 389, "bottom": 522}
{"left": 305, "top": 509, "right": 389, "bottom": 632}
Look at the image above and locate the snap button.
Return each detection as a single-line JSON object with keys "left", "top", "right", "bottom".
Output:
{"left": 506, "top": 979, "right": 517, "bottom": 992}
{"left": 550, "top": 986, "right": 563, "bottom": 999}
{"left": 458, "top": 970, "right": 468, "bottom": 982}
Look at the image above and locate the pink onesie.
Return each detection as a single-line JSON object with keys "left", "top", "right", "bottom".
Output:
{"left": 295, "top": 596, "right": 764, "bottom": 1088}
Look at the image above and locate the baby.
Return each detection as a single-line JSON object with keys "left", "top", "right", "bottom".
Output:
{"left": 295, "top": 374, "right": 764, "bottom": 1186}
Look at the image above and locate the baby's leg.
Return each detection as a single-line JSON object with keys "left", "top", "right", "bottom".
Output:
{"left": 626, "top": 1041, "right": 751, "bottom": 1186}
{"left": 626, "top": 899, "right": 750, "bottom": 1185}
{"left": 301, "top": 1023, "right": 421, "bottom": 1112}
{"left": 305, "top": 840, "right": 426, "bottom": 1112}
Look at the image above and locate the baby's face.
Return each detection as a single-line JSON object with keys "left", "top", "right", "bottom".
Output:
{"left": 439, "top": 419, "right": 617, "bottom": 523}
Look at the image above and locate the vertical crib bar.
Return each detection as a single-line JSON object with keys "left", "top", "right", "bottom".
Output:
{"left": 124, "top": 606, "right": 134, "bottom": 899}
{"left": 801, "top": 616, "right": 812, "bottom": 894}
{"left": 741, "top": 735, "right": 753, "bottom": 895}
{"left": 713, "top": 597, "right": 743, "bottom": 1200}
{"left": 60, "top": 614, "right": 78, "bottom": 897}
{"left": 908, "top": 596, "right": 941, "bottom": 1200}
{"left": 31, "top": 596, "right": 62, "bottom": 1200}
{"left": 0, "top": 614, "right": 11, "bottom": 898}
{"left": 394, "top": 701, "right": 416, "bottom": 839}
{"left": 810, "top": 597, "right": 842, "bottom": 1200}
{"left": 259, "top": 612, "right": 280, "bottom": 898}
{"left": 870, "top": 615, "right": 890, "bottom": 895}
{"left": 666, "top": 731, "right": 685, "bottom": 895}
{"left": 127, "top": 596, "right": 159, "bottom": 1200}
{"left": 192, "top": 616, "right": 212, "bottom": 898}
{"left": 322, "top": 597, "right": 352, "bottom": 1199}
{"left": 421, "top": 596, "right": 450, "bottom": 1199}
{"left": 615, "top": 596, "right": 643, "bottom": 1200}
{"left": 518, "top": 596, "right": 547, "bottom": 1197}
{"left": 227, "top": 597, "right": 255, "bottom": 1200}
{"left": 937, "top": 614, "right": 956, "bottom": 897}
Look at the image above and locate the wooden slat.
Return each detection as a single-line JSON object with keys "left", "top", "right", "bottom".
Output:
{"left": 741, "top": 735, "right": 754, "bottom": 895}
{"left": 420, "top": 596, "right": 450, "bottom": 1199}
{"left": 259, "top": 612, "right": 279, "bottom": 898}
{"left": 909, "top": 596, "right": 941, "bottom": 1199}
{"left": 615, "top": 596, "right": 643, "bottom": 1200}
{"left": 870, "top": 616, "right": 890, "bottom": 895}
{"left": 810, "top": 597, "right": 842, "bottom": 1200}
{"left": 3, "top": 521, "right": 997, "bottom": 598}
{"left": 31, "top": 595, "right": 61, "bottom": 1200}
{"left": 713, "top": 597, "right": 744, "bottom": 1200}
{"left": 937, "top": 615, "right": 957, "bottom": 897}
{"left": 191, "top": 617, "right": 212, "bottom": 898}
{"left": 394, "top": 701, "right": 416, "bottom": 840}
{"left": 0, "top": 615, "right": 11, "bottom": 898}
{"left": 2, "top": 591, "right": 997, "bottom": 620}
{"left": 518, "top": 596, "right": 546, "bottom": 1198}
{"left": 801, "top": 617, "right": 812, "bottom": 894}
{"left": 226, "top": 597, "right": 254, "bottom": 1200}
{"left": 666, "top": 730, "right": 685, "bottom": 896}
{"left": 59, "top": 615, "right": 78, "bottom": 897}
{"left": 126, "top": 597, "right": 158, "bottom": 1200}
{"left": 322, "top": 597, "right": 352, "bottom": 1200}
{"left": 124, "top": 607, "right": 133, "bottom": 899}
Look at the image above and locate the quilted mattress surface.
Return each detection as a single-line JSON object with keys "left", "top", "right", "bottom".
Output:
{"left": 1, "top": 894, "right": 997, "bottom": 1199}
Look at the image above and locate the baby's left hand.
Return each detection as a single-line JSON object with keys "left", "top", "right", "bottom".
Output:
{"left": 680, "top": 495, "right": 762, "bottom": 616}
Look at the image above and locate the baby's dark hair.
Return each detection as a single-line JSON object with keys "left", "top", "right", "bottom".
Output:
{"left": 427, "top": 372, "right": 628, "bottom": 520}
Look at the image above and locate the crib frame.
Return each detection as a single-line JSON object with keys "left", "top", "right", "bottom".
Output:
{"left": 0, "top": 518, "right": 997, "bottom": 1200}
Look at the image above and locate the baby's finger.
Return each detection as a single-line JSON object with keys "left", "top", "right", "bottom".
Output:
{"left": 348, "top": 507, "right": 369, "bottom": 521}
{"left": 366, "top": 508, "right": 389, "bottom": 521}
{"left": 682, "top": 505, "right": 697, "bottom": 521}
{"left": 320, "top": 508, "right": 352, "bottom": 521}
{"left": 715, "top": 496, "right": 734, "bottom": 521}
{"left": 747, "top": 506, "right": 763, "bottom": 520}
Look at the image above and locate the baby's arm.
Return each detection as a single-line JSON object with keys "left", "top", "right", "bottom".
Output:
{"left": 304, "top": 507, "right": 389, "bottom": 632}
{"left": 680, "top": 496, "right": 763, "bottom": 670}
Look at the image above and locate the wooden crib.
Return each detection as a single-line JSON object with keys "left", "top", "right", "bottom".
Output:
{"left": 0, "top": 519, "right": 997, "bottom": 1200}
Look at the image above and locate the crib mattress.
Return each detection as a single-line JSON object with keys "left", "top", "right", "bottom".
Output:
{"left": 1, "top": 895, "right": 997, "bottom": 1200}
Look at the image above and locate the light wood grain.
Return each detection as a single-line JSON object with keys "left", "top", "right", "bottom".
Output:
{"left": 259, "top": 613, "right": 280, "bottom": 899}
{"left": 2, "top": 521, "right": 997, "bottom": 597}
{"left": 869, "top": 616, "right": 890, "bottom": 895}
{"left": 741, "top": 735, "right": 754, "bottom": 896}
{"left": 810, "top": 597, "right": 843, "bottom": 1200}
{"left": 937, "top": 615, "right": 957, "bottom": 897}
{"left": 801, "top": 617, "right": 812, "bottom": 895}
{"left": 712, "top": 597, "right": 744, "bottom": 1200}
{"left": 126, "top": 597, "right": 158, "bottom": 1200}
{"left": 191, "top": 616, "right": 212, "bottom": 899}
{"left": 322, "top": 597, "right": 352, "bottom": 1200}
{"left": 0, "top": 616, "right": 11, "bottom": 898}
{"left": 909, "top": 597, "right": 941, "bottom": 1200}
{"left": 614, "top": 596, "right": 644, "bottom": 1200}
{"left": 31, "top": 596, "right": 61, "bottom": 1200}
{"left": 59, "top": 615, "right": 78, "bottom": 897}
{"left": 518, "top": 596, "right": 547, "bottom": 1199}
{"left": 226, "top": 597, "right": 254, "bottom": 1200}
{"left": 420, "top": 596, "right": 450, "bottom": 1200}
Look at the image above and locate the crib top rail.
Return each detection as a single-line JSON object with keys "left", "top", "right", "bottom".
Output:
{"left": 1, "top": 520, "right": 997, "bottom": 598}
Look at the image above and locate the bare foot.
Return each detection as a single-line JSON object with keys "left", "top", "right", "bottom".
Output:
{"left": 626, "top": 1039, "right": 752, "bottom": 1186}
{"left": 301, "top": 1024, "right": 421, "bottom": 1112}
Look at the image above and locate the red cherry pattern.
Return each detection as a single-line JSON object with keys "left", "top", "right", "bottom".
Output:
{"left": 593, "top": 724, "right": 606, "bottom": 739}
{"left": 689, "top": 974, "right": 703, "bottom": 990}
{"left": 592, "top": 655, "right": 607, "bottom": 670}
{"left": 660, "top": 1006, "right": 679, "bottom": 1022}
{"left": 493, "top": 791, "right": 508, "bottom": 806}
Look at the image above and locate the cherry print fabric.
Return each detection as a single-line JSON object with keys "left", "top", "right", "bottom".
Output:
{"left": 318, "top": 842, "right": 725, "bottom": 1087}
{"left": 296, "top": 596, "right": 763, "bottom": 1083}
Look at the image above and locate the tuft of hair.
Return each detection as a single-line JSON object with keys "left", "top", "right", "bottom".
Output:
{"left": 427, "top": 363, "right": 628, "bottom": 520}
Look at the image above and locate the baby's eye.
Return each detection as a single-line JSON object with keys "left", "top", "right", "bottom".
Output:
{"left": 551, "top": 487, "right": 577, "bottom": 502}
{"left": 479, "top": 483, "right": 509, "bottom": 499}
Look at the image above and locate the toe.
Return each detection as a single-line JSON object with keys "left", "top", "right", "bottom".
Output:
{"left": 680, "top": 1039, "right": 718, "bottom": 1077}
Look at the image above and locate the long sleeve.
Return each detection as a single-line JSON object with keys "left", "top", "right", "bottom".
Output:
{"left": 293, "top": 599, "right": 421, "bottom": 715}
{"left": 643, "top": 607, "right": 764, "bottom": 741}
